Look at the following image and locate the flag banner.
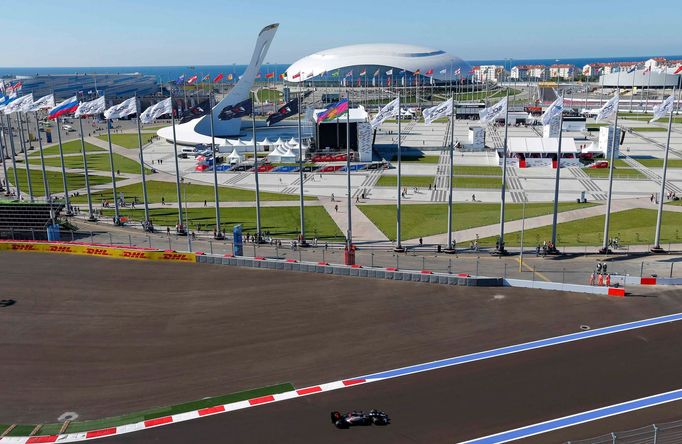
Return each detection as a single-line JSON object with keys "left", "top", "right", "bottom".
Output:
{"left": 345, "top": 70, "right": 353, "bottom": 78}
{"left": 279, "top": 73, "right": 285, "bottom": 79}
{"left": 266, "top": 98, "right": 298, "bottom": 126}
{"left": 104, "top": 97, "right": 137, "bottom": 120}
{"left": 386, "top": 69, "right": 393, "bottom": 76}
{"left": 213, "top": 73, "right": 224, "bottom": 83}
{"left": 265, "top": 72, "right": 275, "bottom": 79}
{"left": 439, "top": 68, "right": 447, "bottom": 74}
{"left": 187, "top": 75, "right": 198, "bottom": 84}
{"left": 292, "top": 72, "right": 301, "bottom": 79}
{"left": 48, "top": 96, "right": 79, "bottom": 120}
{"left": 674, "top": 66, "right": 682, "bottom": 75}
{"left": 26, "top": 94, "right": 55, "bottom": 113}
{"left": 650, "top": 95, "right": 675, "bottom": 123}
{"left": 6, "top": 81, "right": 23, "bottom": 93}
{"left": 316, "top": 98, "right": 349, "bottom": 123}
{"left": 359, "top": 69, "right": 367, "bottom": 76}
{"left": 227, "top": 74, "right": 234, "bottom": 81}
{"left": 541, "top": 96, "right": 564, "bottom": 126}
{"left": 454, "top": 68, "right": 461, "bottom": 76}
{"left": 373, "top": 68, "right": 380, "bottom": 77}
{"left": 179, "top": 105, "right": 208, "bottom": 124}
{"left": 479, "top": 97, "right": 508, "bottom": 124}
{"left": 583, "top": 66, "right": 590, "bottom": 75}
{"left": 75, "top": 96, "right": 106, "bottom": 117}
{"left": 423, "top": 98, "right": 453, "bottom": 125}
{"left": 218, "top": 98, "right": 252, "bottom": 121}
{"left": 0, "top": 95, "right": 17, "bottom": 112}
{"left": 3, "top": 93, "right": 33, "bottom": 114}
{"left": 140, "top": 98, "right": 172, "bottom": 124}
{"left": 176, "top": 74, "right": 185, "bottom": 84}
{"left": 425, "top": 69, "right": 433, "bottom": 76}
{"left": 256, "top": 73, "right": 262, "bottom": 79}
{"left": 626, "top": 65, "right": 637, "bottom": 74}
{"left": 643, "top": 66, "right": 651, "bottom": 75}
{"left": 414, "top": 69, "right": 421, "bottom": 75}
{"left": 370, "top": 97, "right": 400, "bottom": 129}
{"left": 202, "top": 74, "right": 210, "bottom": 82}
{"left": 595, "top": 95, "right": 619, "bottom": 122}
{"left": 331, "top": 70, "right": 340, "bottom": 77}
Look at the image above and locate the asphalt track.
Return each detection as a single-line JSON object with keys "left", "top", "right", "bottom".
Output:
{"left": 1, "top": 251, "right": 681, "bottom": 433}
{"left": 109, "top": 320, "right": 682, "bottom": 443}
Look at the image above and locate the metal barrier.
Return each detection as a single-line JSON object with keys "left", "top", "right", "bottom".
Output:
{"left": 567, "top": 418, "right": 682, "bottom": 443}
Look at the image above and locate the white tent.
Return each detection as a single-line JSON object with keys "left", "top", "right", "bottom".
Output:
{"left": 274, "top": 137, "right": 285, "bottom": 146}
{"left": 259, "top": 137, "right": 272, "bottom": 146}
{"left": 288, "top": 137, "right": 298, "bottom": 145}
{"left": 227, "top": 149, "right": 244, "bottom": 165}
{"left": 240, "top": 138, "right": 254, "bottom": 146}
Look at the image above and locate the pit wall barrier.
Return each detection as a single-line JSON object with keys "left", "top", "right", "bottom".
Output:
{"left": 0, "top": 240, "right": 195, "bottom": 263}
{"left": 610, "top": 274, "right": 682, "bottom": 287}
{"left": 195, "top": 253, "right": 625, "bottom": 295}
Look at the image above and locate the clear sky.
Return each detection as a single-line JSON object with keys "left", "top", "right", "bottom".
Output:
{"left": 4, "top": 0, "right": 681, "bottom": 67}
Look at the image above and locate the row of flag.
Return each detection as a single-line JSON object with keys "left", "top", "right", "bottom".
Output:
{"left": 175, "top": 71, "right": 284, "bottom": 85}
{"left": 290, "top": 67, "right": 464, "bottom": 80}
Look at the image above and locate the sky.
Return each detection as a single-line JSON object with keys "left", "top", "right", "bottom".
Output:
{"left": 3, "top": 0, "right": 681, "bottom": 67}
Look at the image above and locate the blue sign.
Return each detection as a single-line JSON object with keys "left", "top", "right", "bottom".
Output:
{"left": 233, "top": 224, "right": 243, "bottom": 256}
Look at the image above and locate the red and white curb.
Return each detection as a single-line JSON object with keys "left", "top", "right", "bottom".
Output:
{"left": 4, "top": 312, "right": 682, "bottom": 443}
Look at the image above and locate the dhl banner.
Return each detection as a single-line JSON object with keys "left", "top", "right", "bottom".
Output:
{"left": 0, "top": 241, "right": 195, "bottom": 263}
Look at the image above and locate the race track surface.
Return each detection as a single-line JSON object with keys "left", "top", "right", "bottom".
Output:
{"left": 109, "top": 321, "right": 682, "bottom": 443}
{"left": 1, "top": 251, "right": 681, "bottom": 432}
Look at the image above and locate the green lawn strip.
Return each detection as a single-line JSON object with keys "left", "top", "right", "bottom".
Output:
{"left": 389, "top": 155, "right": 440, "bottom": 163}
{"left": 97, "top": 133, "right": 155, "bottom": 149}
{"left": 29, "top": 140, "right": 104, "bottom": 157}
{"left": 71, "top": 180, "right": 309, "bottom": 204}
{"left": 477, "top": 208, "right": 681, "bottom": 247}
{"left": 376, "top": 175, "right": 502, "bottom": 188}
{"left": 454, "top": 166, "right": 502, "bottom": 176}
{"left": 57, "top": 383, "right": 294, "bottom": 435}
{"left": 28, "top": 153, "right": 150, "bottom": 175}
{"left": 256, "top": 89, "right": 282, "bottom": 102}
{"left": 583, "top": 167, "right": 646, "bottom": 179}
{"left": 7, "top": 168, "right": 111, "bottom": 196}
{"left": 140, "top": 125, "right": 166, "bottom": 132}
{"left": 633, "top": 158, "right": 682, "bottom": 168}
{"left": 359, "top": 202, "right": 594, "bottom": 241}
{"left": 104, "top": 206, "right": 343, "bottom": 239}
{"left": 667, "top": 199, "right": 682, "bottom": 206}
{"left": 630, "top": 127, "right": 667, "bottom": 132}
{"left": 3, "top": 424, "right": 38, "bottom": 437}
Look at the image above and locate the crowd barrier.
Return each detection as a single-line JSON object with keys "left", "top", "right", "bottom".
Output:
{"left": 0, "top": 240, "right": 195, "bottom": 263}
{"left": 610, "top": 274, "right": 682, "bottom": 287}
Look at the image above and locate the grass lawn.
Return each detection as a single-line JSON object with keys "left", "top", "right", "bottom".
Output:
{"left": 29, "top": 140, "right": 104, "bottom": 157}
{"left": 454, "top": 166, "right": 502, "bottom": 176}
{"left": 359, "top": 202, "right": 594, "bottom": 241}
{"left": 140, "top": 124, "right": 166, "bottom": 132}
{"left": 5, "top": 383, "right": 293, "bottom": 437}
{"left": 97, "top": 133, "right": 155, "bottom": 149}
{"left": 390, "top": 155, "right": 440, "bottom": 163}
{"left": 106, "top": 206, "right": 343, "bottom": 240}
{"left": 667, "top": 199, "right": 682, "bottom": 206}
{"left": 71, "top": 180, "right": 311, "bottom": 204}
{"left": 7, "top": 168, "right": 111, "bottom": 196}
{"left": 376, "top": 175, "right": 502, "bottom": 189}
{"left": 630, "top": 127, "right": 667, "bottom": 132}
{"left": 583, "top": 167, "right": 646, "bottom": 179}
{"left": 256, "top": 88, "right": 282, "bottom": 102}
{"left": 29, "top": 153, "right": 150, "bottom": 175}
{"left": 477, "top": 209, "right": 681, "bottom": 247}
{"left": 633, "top": 158, "right": 682, "bottom": 168}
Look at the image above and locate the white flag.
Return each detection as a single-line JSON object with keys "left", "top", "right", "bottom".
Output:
{"left": 370, "top": 97, "right": 400, "bottom": 129}
{"left": 104, "top": 97, "right": 137, "bottom": 120}
{"left": 541, "top": 96, "right": 564, "bottom": 126}
{"left": 3, "top": 94, "right": 33, "bottom": 114}
{"left": 26, "top": 94, "right": 54, "bottom": 113}
{"left": 439, "top": 68, "right": 447, "bottom": 75}
{"left": 595, "top": 94, "right": 619, "bottom": 122}
{"left": 423, "top": 98, "right": 453, "bottom": 125}
{"left": 75, "top": 96, "right": 106, "bottom": 117}
{"left": 140, "top": 98, "right": 172, "bottom": 124}
{"left": 479, "top": 97, "right": 508, "bottom": 124}
{"left": 650, "top": 95, "right": 675, "bottom": 123}
{"left": 386, "top": 69, "right": 393, "bottom": 76}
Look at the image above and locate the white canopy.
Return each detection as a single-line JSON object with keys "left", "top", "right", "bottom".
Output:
{"left": 508, "top": 137, "right": 578, "bottom": 154}
{"left": 259, "top": 137, "right": 272, "bottom": 146}
{"left": 227, "top": 149, "right": 244, "bottom": 164}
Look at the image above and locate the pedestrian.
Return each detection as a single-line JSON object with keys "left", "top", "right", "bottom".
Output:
{"left": 472, "top": 194, "right": 476, "bottom": 202}
{"left": 161, "top": 196, "right": 165, "bottom": 205}
{"left": 334, "top": 204, "right": 338, "bottom": 212}
{"left": 204, "top": 200, "right": 207, "bottom": 207}
{"left": 166, "top": 226, "right": 170, "bottom": 235}
{"left": 419, "top": 237, "right": 423, "bottom": 246}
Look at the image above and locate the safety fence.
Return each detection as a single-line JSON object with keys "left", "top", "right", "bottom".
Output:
{"left": 567, "top": 418, "right": 682, "bottom": 443}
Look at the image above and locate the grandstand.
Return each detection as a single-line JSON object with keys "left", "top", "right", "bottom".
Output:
{"left": 0, "top": 201, "right": 64, "bottom": 237}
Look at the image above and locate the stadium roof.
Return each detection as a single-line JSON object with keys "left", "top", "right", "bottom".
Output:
{"left": 285, "top": 43, "right": 469, "bottom": 82}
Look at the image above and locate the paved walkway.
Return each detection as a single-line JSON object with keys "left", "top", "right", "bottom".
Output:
{"left": 320, "top": 197, "right": 389, "bottom": 242}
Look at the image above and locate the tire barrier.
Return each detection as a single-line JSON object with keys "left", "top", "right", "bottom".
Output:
{"left": 0, "top": 240, "right": 195, "bottom": 263}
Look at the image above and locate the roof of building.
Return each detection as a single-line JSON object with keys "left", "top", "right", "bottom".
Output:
{"left": 508, "top": 137, "right": 578, "bottom": 154}
{"left": 285, "top": 43, "right": 469, "bottom": 82}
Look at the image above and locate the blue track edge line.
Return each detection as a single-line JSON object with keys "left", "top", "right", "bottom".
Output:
{"left": 461, "top": 388, "right": 682, "bottom": 444}
{"left": 360, "top": 312, "right": 682, "bottom": 381}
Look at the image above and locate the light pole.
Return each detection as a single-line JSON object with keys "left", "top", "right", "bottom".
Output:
{"left": 181, "top": 177, "right": 191, "bottom": 252}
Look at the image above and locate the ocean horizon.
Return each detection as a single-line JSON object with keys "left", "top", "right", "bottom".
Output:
{"left": 2, "top": 54, "right": 681, "bottom": 82}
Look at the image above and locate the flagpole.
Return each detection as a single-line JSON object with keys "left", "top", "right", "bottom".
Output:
{"left": 251, "top": 91, "right": 262, "bottom": 241}
{"left": 105, "top": 117, "right": 120, "bottom": 223}
{"left": 5, "top": 115, "right": 20, "bottom": 199}
{"left": 644, "top": 67, "right": 653, "bottom": 112}
{"left": 395, "top": 95, "right": 404, "bottom": 252}
{"left": 77, "top": 115, "right": 95, "bottom": 220}
{"left": 297, "top": 87, "right": 307, "bottom": 246}
{"left": 208, "top": 92, "right": 223, "bottom": 239}
{"left": 134, "top": 96, "right": 151, "bottom": 229}
{"left": 170, "top": 91, "right": 185, "bottom": 235}
{"left": 55, "top": 116, "right": 72, "bottom": 214}
{"left": 549, "top": 92, "right": 565, "bottom": 253}
{"left": 495, "top": 87, "right": 510, "bottom": 255}
{"left": 445, "top": 95, "right": 455, "bottom": 253}
{"left": 629, "top": 67, "right": 636, "bottom": 112}
{"left": 0, "top": 121, "right": 10, "bottom": 196}
{"left": 346, "top": 99, "right": 352, "bottom": 253}
{"left": 600, "top": 71, "right": 621, "bottom": 254}
{"left": 652, "top": 87, "right": 676, "bottom": 253}
{"left": 17, "top": 114, "right": 34, "bottom": 202}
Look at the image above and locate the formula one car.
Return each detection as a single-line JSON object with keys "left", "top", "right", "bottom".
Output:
{"left": 330, "top": 410, "right": 390, "bottom": 429}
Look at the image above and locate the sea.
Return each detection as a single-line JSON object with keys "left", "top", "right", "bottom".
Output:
{"left": 2, "top": 55, "right": 681, "bottom": 82}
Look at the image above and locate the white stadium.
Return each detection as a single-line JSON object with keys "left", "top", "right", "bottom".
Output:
{"left": 285, "top": 43, "right": 470, "bottom": 82}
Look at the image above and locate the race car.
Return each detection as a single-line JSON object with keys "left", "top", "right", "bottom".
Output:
{"left": 330, "top": 410, "right": 390, "bottom": 429}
